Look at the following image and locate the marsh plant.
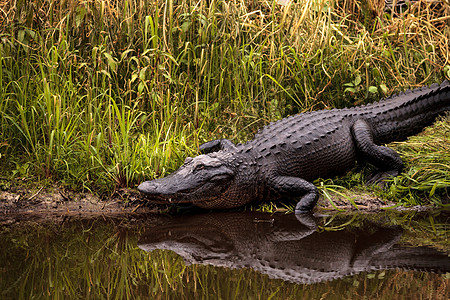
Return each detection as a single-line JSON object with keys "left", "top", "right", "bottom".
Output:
{"left": 0, "top": 0, "right": 449, "bottom": 205}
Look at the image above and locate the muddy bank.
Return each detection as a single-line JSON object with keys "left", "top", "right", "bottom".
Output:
{"left": 0, "top": 184, "right": 161, "bottom": 221}
{"left": 1, "top": 184, "right": 439, "bottom": 220}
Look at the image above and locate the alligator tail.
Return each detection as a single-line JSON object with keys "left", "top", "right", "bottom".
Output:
{"left": 366, "top": 80, "right": 450, "bottom": 144}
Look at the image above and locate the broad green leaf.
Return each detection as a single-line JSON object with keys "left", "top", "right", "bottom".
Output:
{"left": 181, "top": 21, "right": 191, "bottom": 33}
{"left": 138, "top": 81, "right": 145, "bottom": 94}
{"left": 353, "top": 75, "right": 361, "bottom": 86}
{"left": 104, "top": 52, "right": 117, "bottom": 72}
{"left": 368, "top": 86, "right": 378, "bottom": 93}
{"left": 344, "top": 87, "right": 356, "bottom": 93}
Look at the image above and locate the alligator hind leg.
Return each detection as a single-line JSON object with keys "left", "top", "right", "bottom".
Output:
{"left": 351, "top": 119, "right": 403, "bottom": 185}
{"left": 199, "top": 139, "right": 237, "bottom": 154}
{"left": 268, "top": 175, "right": 319, "bottom": 214}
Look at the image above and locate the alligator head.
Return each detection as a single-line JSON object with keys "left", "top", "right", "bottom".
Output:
{"left": 138, "top": 152, "right": 258, "bottom": 209}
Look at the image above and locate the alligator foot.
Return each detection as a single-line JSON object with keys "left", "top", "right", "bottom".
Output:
{"left": 268, "top": 175, "right": 319, "bottom": 214}
{"left": 352, "top": 119, "right": 403, "bottom": 186}
{"left": 295, "top": 191, "right": 320, "bottom": 214}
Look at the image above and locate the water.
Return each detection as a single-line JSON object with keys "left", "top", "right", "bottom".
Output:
{"left": 0, "top": 211, "right": 448, "bottom": 299}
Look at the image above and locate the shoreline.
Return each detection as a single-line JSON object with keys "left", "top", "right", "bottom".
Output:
{"left": 0, "top": 184, "right": 441, "bottom": 224}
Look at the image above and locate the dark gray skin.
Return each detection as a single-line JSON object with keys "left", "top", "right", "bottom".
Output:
{"left": 138, "top": 212, "right": 450, "bottom": 284}
{"left": 138, "top": 81, "right": 450, "bottom": 213}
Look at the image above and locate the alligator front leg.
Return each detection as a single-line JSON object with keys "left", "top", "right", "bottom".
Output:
{"left": 351, "top": 119, "right": 403, "bottom": 184}
{"left": 199, "top": 139, "right": 237, "bottom": 154}
{"left": 268, "top": 175, "right": 319, "bottom": 214}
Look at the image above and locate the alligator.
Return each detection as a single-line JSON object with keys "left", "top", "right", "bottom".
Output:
{"left": 138, "top": 81, "right": 450, "bottom": 213}
{"left": 138, "top": 212, "right": 450, "bottom": 284}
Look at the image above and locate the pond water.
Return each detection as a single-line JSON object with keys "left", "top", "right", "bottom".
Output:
{"left": 0, "top": 210, "right": 448, "bottom": 299}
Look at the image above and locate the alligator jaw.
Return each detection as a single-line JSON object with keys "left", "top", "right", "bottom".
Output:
{"left": 137, "top": 180, "right": 199, "bottom": 204}
{"left": 138, "top": 183, "right": 221, "bottom": 207}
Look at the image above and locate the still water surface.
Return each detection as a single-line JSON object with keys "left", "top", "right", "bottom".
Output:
{"left": 1, "top": 211, "right": 448, "bottom": 299}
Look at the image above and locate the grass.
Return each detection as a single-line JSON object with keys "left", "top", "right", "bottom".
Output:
{"left": 0, "top": 0, "right": 449, "bottom": 206}
{"left": 387, "top": 115, "right": 450, "bottom": 206}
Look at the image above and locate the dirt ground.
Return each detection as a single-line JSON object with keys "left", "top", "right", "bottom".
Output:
{"left": 0, "top": 185, "right": 154, "bottom": 219}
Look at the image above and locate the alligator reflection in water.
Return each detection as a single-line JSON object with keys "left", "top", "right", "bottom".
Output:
{"left": 138, "top": 212, "right": 450, "bottom": 285}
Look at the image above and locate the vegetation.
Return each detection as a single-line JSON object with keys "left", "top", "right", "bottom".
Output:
{"left": 0, "top": 0, "right": 449, "bottom": 206}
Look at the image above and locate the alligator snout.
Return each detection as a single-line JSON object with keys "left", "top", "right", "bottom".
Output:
{"left": 137, "top": 181, "right": 159, "bottom": 194}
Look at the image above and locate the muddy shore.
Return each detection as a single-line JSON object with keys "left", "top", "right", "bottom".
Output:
{"left": 1, "top": 183, "right": 441, "bottom": 225}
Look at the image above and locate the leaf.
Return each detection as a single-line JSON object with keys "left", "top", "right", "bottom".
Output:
{"left": 75, "top": 7, "right": 87, "bottom": 27}
{"left": 92, "top": 47, "right": 99, "bottom": 60}
{"left": 139, "top": 67, "right": 148, "bottom": 80}
{"left": 17, "top": 30, "right": 25, "bottom": 44}
{"left": 138, "top": 82, "right": 145, "bottom": 94}
{"left": 429, "top": 182, "right": 437, "bottom": 197}
{"left": 25, "top": 29, "right": 36, "bottom": 41}
{"left": 181, "top": 21, "right": 191, "bottom": 33}
{"left": 104, "top": 52, "right": 117, "bottom": 72}
{"left": 353, "top": 75, "right": 361, "bottom": 86}
{"left": 120, "top": 49, "right": 135, "bottom": 61}
{"left": 197, "top": 14, "right": 207, "bottom": 27}
{"left": 444, "top": 65, "right": 450, "bottom": 78}
{"left": 368, "top": 86, "right": 378, "bottom": 93}
{"left": 379, "top": 84, "right": 388, "bottom": 94}
{"left": 344, "top": 87, "right": 356, "bottom": 94}
{"left": 100, "top": 69, "right": 111, "bottom": 79}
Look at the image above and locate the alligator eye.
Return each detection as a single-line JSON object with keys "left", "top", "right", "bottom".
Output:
{"left": 184, "top": 157, "right": 193, "bottom": 164}
{"left": 194, "top": 164, "right": 205, "bottom": 172}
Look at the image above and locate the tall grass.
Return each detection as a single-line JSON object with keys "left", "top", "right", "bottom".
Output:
{"left": 0, "top": 0, "right": 449, "bottom": 202}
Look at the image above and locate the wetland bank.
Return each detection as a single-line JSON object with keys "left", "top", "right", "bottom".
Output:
{"left": 0, "top": 0, "right": 449, "bottom": 298}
